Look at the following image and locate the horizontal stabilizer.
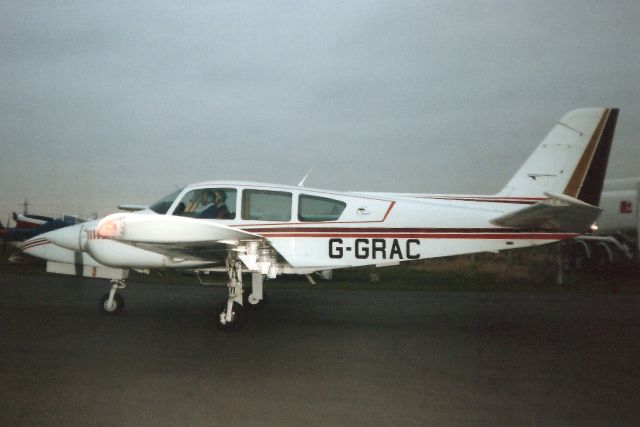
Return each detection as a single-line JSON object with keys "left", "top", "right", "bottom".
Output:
{"left": 490, "top": 192, "right": 601, "bottom": 233}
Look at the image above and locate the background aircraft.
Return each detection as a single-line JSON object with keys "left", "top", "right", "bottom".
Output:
{"left": 566, "top": 177, "right": 640, "bottom": 271}
{"left": 1, "top": 213, "right": 85, "bottom": 263}
{"left": 20, "top": 108, "right": 618, "bottom": 330}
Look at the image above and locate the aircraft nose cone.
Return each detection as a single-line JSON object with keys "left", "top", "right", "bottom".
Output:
{"left": 40, "top": 223, "right": 85, "bottom": 252}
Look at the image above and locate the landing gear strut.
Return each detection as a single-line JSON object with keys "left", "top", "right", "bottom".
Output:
{"left": 100, "top": 279, "right": 126, "bottom": 314}
{"left": 244, "top": 272, "right": 267, "bottom": 310}
{"left": 216, "top": 255, "right": 245, "bottom": 331}
{"left": 216, "top": 255, "right": 267, "bottom": 331}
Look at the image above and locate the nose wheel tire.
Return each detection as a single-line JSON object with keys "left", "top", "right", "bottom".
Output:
{"left": 216, "top": 301, "right": 245, "bottom": 331}
{"left": 100, "top": 293, "right": 125, "bottom": 314}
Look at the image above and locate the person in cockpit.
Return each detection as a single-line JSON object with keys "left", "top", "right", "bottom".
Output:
{"left": 196, "top": 191, "right": 215, "bottom": 213}
{"left": 200, "top": 190, "right": 231, "bottom": 219}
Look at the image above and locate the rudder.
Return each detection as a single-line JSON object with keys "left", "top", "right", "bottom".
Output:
{"left": 499, "top": 108, "right": 619, "bottom": 204}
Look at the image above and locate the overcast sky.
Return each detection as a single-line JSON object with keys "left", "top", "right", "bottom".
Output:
{"left": 1, "top": 0, "right": 639, "bottom": 220}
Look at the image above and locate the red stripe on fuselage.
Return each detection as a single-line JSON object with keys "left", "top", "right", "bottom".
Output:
{"left": 382, "top": 201, "right": 395, "bottom": 220}
{"left": 256, "top": 232, "right": 578, "bottom": 240}
{"left": 240, "top": 227, "right": 578, "bottom": 240}
{"left": 243, "top": 227, "right": 523, "bottom": 233}
{"left": 415, "top": 196, "right": 544, "bottom": 204}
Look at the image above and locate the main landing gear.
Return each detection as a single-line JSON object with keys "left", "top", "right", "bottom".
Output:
{"left": 216, "top": 255, "right": 266, "bottom": 331}
{"left": 100, "top": 279, "right": 126, "bottom": 314}
{"left": 93, "top": 255, "right": 266, "bottom": 330}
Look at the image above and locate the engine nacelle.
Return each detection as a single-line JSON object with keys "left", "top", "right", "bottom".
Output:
{"left": 41, "top": 222, "right": 95, "bottom": 252}
{"left": 86, "top": 239, "right": 207, "bottom": 269}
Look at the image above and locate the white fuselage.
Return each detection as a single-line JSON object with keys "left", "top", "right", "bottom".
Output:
{"left": 21, "top": 182, "right": 576, "bottom": 275}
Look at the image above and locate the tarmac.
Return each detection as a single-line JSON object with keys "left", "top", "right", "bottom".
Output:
{"left": 1, "top": 271, "right": 639, "bottom": 426}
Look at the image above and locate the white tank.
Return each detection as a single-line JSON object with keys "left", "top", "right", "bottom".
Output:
{"left": 597, "top": 189, "right": 637, "bottom": 234}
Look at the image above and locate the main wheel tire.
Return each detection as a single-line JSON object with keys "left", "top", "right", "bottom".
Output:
{"left": 99, "top": 293, "right": 125, "bottom": 314}
{"left": 243, "top": 291, "right": 267, "bottom": 311}
{"left": 216, "top": 301, "right": 245, "bottom": 331}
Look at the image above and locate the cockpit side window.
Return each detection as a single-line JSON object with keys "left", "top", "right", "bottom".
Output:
{"left": 298, "top": 194, "right": 346, "bottom": 222}
{"left": 242, "top": 190, "right": 292, "bottom": 221}
{"left": 172, "top": 188, "right": 236, "bottom": 219}
{"left": 149, "top": 189, "right": 183, "bottom": 214}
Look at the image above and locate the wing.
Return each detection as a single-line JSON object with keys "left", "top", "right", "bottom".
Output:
{"left": 96, "top": 213, "right": 263, "bottom": 262}
{"left": 490, "top": 192, "right": 602, "bottom": 233}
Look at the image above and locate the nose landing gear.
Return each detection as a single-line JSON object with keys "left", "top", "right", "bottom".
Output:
{"left": 99, "top": 279, "right": 126, "bottom": 314}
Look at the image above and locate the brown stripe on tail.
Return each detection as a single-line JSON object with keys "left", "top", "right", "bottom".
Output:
{"left": 563, "top": 108, "right": 619, "bottom": 205}
{"left": 575, "top": 108, "right": 619, "bottom": 206}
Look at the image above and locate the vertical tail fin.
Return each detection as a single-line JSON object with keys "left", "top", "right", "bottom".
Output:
{"left": 499, "top": 108, "right": 619, "bottom": 205}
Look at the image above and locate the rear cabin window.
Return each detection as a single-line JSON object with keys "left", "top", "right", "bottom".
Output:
{"left": 172, "top": 188, "right": 236, "bottom": 219}
{"left": 298, "top": 194, "right": 346, "bottom": 222}
{"left": 242, "top": 190, "right": 292, "bottom": 221}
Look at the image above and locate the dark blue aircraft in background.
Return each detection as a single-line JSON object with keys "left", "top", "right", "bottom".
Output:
{"left": 1, "top": 213, "right": 84, "bottom": 262}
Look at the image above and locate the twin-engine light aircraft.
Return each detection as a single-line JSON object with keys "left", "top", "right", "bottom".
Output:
{"left": 21, "top": 108, "right": 619, "bottom": 330}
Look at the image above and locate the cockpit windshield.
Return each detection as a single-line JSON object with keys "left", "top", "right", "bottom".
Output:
{"left": 148, "top": 189, "right": 183, "bottom": 214}
{"left": 173, "top": 188, "right": 236, "bottom": 219}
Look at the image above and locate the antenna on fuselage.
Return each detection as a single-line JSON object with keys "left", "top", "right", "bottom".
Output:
{"left": 297, "top": 166, "right": 315, "bottom": 187}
